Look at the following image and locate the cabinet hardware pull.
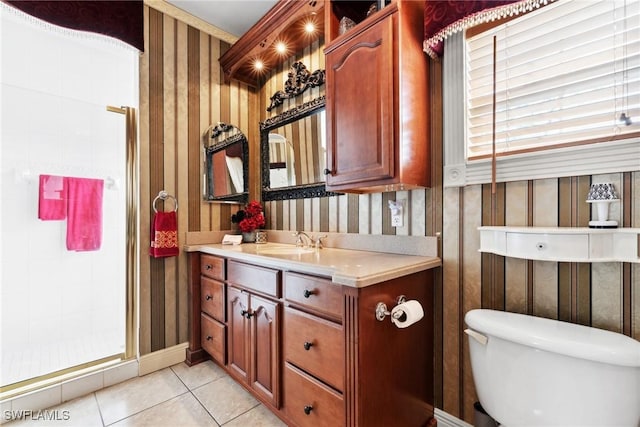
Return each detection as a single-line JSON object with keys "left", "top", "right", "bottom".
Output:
{"left": 241, "top": 309, "right": 254, "bottom": 319}
{"left": 303, "top": 289, "right": 315, "bottom": 298}
{"left": 323, "top": 168, "right": 332, "bottom": 175}
{"left": 304, "top": 405, "right": 313, "bottom": 415}
{"left": 303, "top": 341, "right": 313, "bottom": 351}
{"left": 206, "top": 335, "right": 212, "bottom": 341}
{"left": 205, "top": 295, "right": 212, "bottom": 301}
{"left": 205, "top": 264, "right": 212, "bottom": 270}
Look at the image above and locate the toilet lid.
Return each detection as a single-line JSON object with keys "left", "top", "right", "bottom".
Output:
{"left": 465, "top": 309, "right": 640, "bottom": 367}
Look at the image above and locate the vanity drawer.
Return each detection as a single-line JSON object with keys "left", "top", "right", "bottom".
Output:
{"left": 201, "top": 313, "right": 225, "bottom": 365}
{"left": 284, "top": 307, "right": 344, "bottom": 392}
{"left": 201, "top": 277, "right": 225, "bottom": 322}
{"left": 284, "top": 363, "right": 343, "bottom": 427}
{"left": 201, "top": 254, "right": 225, "bottom": 280}
{"left": 506, "top": 232, "right": 589, "bottom": 262}
{"left": 284, "top": 272, "right": 342, "bottom": 320}
{"left": 227, "top": 260, "right": 281, "bottom": 298}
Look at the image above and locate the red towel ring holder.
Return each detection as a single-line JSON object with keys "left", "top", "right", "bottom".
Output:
{"left": 153, "top": 190, "right": 178, "bottom": 213}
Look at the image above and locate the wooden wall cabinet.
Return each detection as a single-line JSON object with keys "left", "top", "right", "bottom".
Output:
{"left": 324, "top": 0, "right": 429, "bottom": 193}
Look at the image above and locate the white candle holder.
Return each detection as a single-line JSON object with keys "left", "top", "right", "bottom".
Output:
{"left": 586, "top": 183, "right": 619, "bottom": 228}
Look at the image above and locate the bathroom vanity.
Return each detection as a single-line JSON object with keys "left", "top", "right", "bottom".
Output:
{"left": 185, "top": 239, "right": 440, "bottom": 427}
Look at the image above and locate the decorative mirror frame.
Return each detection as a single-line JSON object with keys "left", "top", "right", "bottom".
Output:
{"left": 261, "top": 95, "right": 340, "bottom": 201}
{"left": 203, "top": 123, "right": 249, "bottom": 204}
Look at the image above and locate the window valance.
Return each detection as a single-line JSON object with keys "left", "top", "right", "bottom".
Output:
{"left": 423, "top": 0, "right": 553, "bottom": 59}
{"left": 4, "top": 0, "right": 143, "bottom": 51}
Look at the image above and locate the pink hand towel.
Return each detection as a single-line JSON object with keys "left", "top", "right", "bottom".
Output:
{"left": 38, "top": 174, "right": 67, "bottom": 220}
{"left": 66, "top": 177, "right": 104, "bottom": 251}
{"left": 150, "top": 211, "right": 179, "bottom": 258}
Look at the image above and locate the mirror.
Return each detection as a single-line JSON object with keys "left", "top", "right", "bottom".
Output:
{"left": 261, "top": 96, "right": 338, "bottom": 200}
{"left": 203, "top": 122, "right": 248, "bottom": 203}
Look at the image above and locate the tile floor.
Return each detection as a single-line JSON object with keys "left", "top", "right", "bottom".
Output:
{"left": 5, "top": 361, "right": 286, "bottom": 426}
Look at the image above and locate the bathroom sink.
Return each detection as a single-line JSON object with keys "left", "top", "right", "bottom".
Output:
{"left": 258, "top": 247, "right": 315, "bottom": 256}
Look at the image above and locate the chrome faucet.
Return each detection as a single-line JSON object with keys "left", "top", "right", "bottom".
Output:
{"left": 293, "top": 231, "right": 327, "bottom": 249}
{"left": 293, "top": 231, "right": 312, "bottom": 248}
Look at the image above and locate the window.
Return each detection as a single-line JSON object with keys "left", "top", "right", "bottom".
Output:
{"left": 466, "top": 0, "right": 639, "bottom": 160}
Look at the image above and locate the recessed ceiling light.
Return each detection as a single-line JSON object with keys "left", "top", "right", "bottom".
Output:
{"left": 254, "top": 59, "right": 264, "bottom": 70}
{"left": 275, "top": 41, "right": 287, "bottom": 54}
{"left": 304, "top": 22, "right": 315, "bottom": 33}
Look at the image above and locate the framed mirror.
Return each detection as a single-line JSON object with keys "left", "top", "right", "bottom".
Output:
{"left": 261, "top": 96, "right": 339, "bottom": 200}
{"left": 203, "top": 123, "right": 249, "bottom": 203}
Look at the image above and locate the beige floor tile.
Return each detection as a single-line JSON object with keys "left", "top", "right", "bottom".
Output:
{"left": 192, "top": 377, "right": 258, "bottom": 425}
{"left": 222, "top": 404, "right": 286, "bottom": 427}
{"left": 95, "top": 368, "right": 187, "bottom": 425}
{"left": 110, "top": 393, "right": 217, "bottom": 427}
{"left": 4, "top": 394, "right": 103, "bottom": 427}
{"left": 170, "top": 361, "right": 227, "bottom": 390}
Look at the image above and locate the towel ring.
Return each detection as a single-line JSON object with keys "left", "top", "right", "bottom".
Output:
{"left": 153, "top": 190, "right": 178, "bottom": 213}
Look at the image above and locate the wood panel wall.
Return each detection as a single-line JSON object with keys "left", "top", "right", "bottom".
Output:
{"left": 138, "top": 5, "right": 257, "bottom": 355}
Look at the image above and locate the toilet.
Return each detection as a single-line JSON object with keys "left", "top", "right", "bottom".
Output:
{"left": 465, "top": 309, "right": 640, "bottom": 427}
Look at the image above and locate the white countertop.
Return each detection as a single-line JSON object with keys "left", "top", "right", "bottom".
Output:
{"left": 185, "top": 242, "right": 441, "bottom": 287}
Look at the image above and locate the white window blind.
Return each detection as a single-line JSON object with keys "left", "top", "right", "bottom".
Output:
{"left": 466, "top": 0, "right": 640, "bottom": 160}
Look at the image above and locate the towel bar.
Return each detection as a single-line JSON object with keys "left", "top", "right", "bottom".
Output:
{"left": 153, "top": 190, "right": 178, "bottom": 213}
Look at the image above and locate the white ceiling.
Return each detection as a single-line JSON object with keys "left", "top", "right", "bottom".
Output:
{"left": 166, "top": 0, "right": 278, "bottom": 37}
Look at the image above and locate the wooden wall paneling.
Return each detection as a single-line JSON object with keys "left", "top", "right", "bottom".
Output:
{"left": 441, "top": 187, "right": 461, "bottom": 417}
{"left": 633, "top": 171, "right": 640, "bottom": 340}
{"left": 148, "top": 7, "right": 166, "bottom": 352}
{"left": 319, "top": 195, "right": 330, "bottom": 232}
{"left": 532, "top": 179, "right": 558, "bottom": 319}
{"left": 347, "top": 194, "right": 359, "bottom": 234}
{"left": 139, "top": 5, "right": 152, "bottom": 356}
{"left": 591, "top": 173, "right": 623, "bottom": 333}
{"left": 395, "top": 190, "right": 410, "bottom": 236}
{"left": 461, "top": 184, "right": 482, "bottom": 422}
{"left": 411, "top": 189, "right": 427, "bottom": 237}
{"left": 358, "top": 194, "right": 370, "bottom": 234}
{"left": 373, "top": 193, "right": 384, "bottom": 235}
{"left": 198, "top": 32, "right": 211, "bottom": 230}
{"left": 504, "top": 181, "right": 529, "bottom": 314}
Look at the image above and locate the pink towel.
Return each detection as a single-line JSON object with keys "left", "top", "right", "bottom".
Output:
{"left": 38, "top": 174, "right": 67, "bottom": 220}
{"left": 66, "top": 177, "right": 104, "bottom": 251}
{"left": 150, "top": 211, "right": 179, "bottom": 258}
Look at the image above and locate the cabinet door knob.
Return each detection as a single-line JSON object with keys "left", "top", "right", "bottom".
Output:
{"left": 205, "top": 294, "right": 212, "bottom": 301}
{"left": 323, "top": 168, "right": 332, "bottom": 175}
{"left": 303, "top": 405, "right": 313, "bottom": 415}
{"left": 303, "top": 341, "right": 313, "bottom": 351}
{"left": 303, "top": 289, "right": 315, "bottom": 298}
{"left": 205, "top": 264, "right": 212, "bottom": 270}
{"left": 241, "top": 309, "right": 253, "bottom": 319}
{"left": 206, "top": 335, "right": 212, "bottom": 341}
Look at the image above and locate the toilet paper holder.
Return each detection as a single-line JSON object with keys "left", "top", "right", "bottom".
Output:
{"left": 375, "top": 295, "right": 407, "bottom": 321}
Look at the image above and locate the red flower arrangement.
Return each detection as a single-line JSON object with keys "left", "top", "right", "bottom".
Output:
{"left": 231, "top": 200, "right": 265, "bottom": 233}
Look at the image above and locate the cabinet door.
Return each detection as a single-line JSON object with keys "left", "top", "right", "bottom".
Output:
{"left": 250, "top": 294, "right": 280, "bottom": 408}
{"left": 325, "top": 15, "right": 394, "bottom": 189}
{"left": 227, "top": 286, "right": 249, "bottom": 382}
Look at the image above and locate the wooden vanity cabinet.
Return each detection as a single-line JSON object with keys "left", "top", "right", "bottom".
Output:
{"left": 324, "top": 0, "right": 429, "bottom": 193}
{"left": 188, "top": 253, "right": 435, "bottom": 426}
{"left": 226, "top": 260, "right": 282, "bottom": 408}
{"left": 187, "top": 253, "right": 226, "bottom": 366}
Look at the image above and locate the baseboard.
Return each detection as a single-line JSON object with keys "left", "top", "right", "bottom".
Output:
{"left": 138, "top": 342, "right": 188, "bottom": 376}
{"left": 435, "top": 408, "right": 473, "bottom": 427}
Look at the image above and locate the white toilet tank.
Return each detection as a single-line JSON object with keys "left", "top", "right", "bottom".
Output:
{"left": 465, "top": 309, "right": 640, "bottom": 427}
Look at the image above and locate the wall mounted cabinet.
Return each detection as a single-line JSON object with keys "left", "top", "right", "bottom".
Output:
{"left": 324, "top": 0, "right": 429, "bottom": 193}
{"left": 479, "top": 226, "right": 640, "bottom": 263}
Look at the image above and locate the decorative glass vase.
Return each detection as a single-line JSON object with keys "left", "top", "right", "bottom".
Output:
{"left": 242, "top": 231, "right": 256, "bottom": 243}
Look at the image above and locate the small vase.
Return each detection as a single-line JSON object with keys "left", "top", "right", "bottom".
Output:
{"left": 242, "top": 231, "right": 256, "bottom": 243}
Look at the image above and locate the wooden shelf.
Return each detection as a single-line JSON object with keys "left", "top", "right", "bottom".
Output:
{"left": 479, "top": 226, "right": 640, "bottom": 263}
{"left": 218, "top": 0, "right": 324, "bottom": 88}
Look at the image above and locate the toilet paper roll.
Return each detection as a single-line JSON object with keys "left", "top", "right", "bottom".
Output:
{"left": 390, "top": 300, "right": 424, "bottom": 328}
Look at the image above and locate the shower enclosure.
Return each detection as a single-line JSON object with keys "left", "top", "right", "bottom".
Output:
{"left": 0, "top": 4, "right": 138, "bottom": 391}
